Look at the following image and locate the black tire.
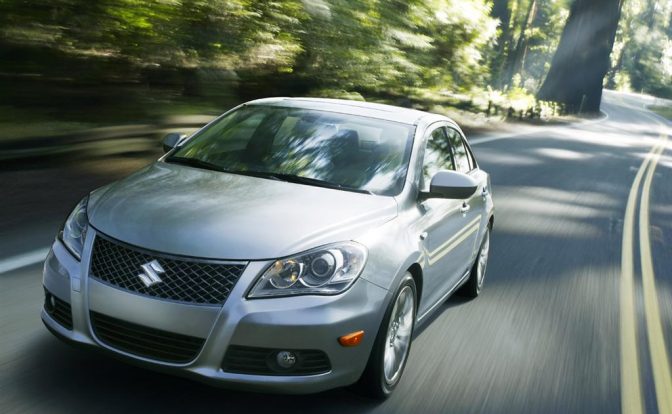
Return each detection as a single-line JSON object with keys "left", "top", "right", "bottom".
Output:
{"left": 353, "top": 273, "right": 416, "bottom": 399}
{"left": 458, "top": 227, "right": 491, "bottom": 298}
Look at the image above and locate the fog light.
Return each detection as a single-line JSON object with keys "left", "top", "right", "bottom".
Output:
{"left": 276, "top": 351, "right": 296, "bottom": 369}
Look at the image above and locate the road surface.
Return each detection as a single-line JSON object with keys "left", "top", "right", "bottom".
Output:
{"left": 1, "top": 91, "right": 671, "bottom": 413}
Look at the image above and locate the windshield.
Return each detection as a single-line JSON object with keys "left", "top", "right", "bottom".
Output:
{"left": 168, "top": 105, "right": 415, "bottom": 196}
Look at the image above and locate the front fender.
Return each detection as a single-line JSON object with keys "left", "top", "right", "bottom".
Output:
{"left": 354, "top": 213, "right": 428, "bottom": 320}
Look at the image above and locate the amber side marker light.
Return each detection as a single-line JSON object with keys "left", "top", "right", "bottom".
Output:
{"left": 338, "top": 330, "right": 365, "bottom": 347}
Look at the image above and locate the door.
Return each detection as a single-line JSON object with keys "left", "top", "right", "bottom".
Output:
{"left": 446, "top": 126, "right": 488, "bottom": 264}
{"left": 417, "top": 125, "right": 479, "bottom": 315}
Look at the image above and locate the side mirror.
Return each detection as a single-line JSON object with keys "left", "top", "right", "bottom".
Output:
{"left": 423, "top": 170, "right": 478, "bottom": 200}
{"left": 162, "top": 133, "right": 187, "bottom": 153}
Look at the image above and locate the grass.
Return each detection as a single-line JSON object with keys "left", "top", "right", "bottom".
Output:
{"left": 0, "top": 106, "right": 98, "bottom": 140}
{"left": 0, "top": 95, "right": 226, "bottom": 142}
{"left": 649, "top": 105, "right": 672, "bottom": 121}
{"left": 0, "top": 80, "right": 575, "bottom": 145}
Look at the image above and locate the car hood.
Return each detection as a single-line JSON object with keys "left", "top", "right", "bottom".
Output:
{"left": 88, "top": 162, "right": 398, "bottom": 260}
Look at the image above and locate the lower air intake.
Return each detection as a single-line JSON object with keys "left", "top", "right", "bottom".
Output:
{"left": 90, "top": 311, "right": 205, "bottom": 363}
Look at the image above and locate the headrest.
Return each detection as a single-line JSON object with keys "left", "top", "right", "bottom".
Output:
{"left": 334, "top": 129, "right": 359, "bottom": 147}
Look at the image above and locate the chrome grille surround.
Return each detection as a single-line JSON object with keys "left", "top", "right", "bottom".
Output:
{"left": 89, "top": 233, "right": 247, "bottom": 305}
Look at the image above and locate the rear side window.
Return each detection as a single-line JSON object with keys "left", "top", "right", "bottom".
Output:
{"left": 446, "top": 128, "right": 471, "bottom": 173}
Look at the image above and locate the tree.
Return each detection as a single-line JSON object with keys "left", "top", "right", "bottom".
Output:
{"left": 614, "top": 0, "right": 672, "bottom": 98}
{"left": 490, "top": 0, "right": 570, "bottom": 92}
{"left": 501, "top": 0, "right": 537, "bottom": 88}
{"left": 522, "top": 0, "right": 571, "bottom": 90}
{"left": 537, "top": 0, "right": 624, "bottom": 114}
{"left": 489, "top": 0, "right": 513, "bottom": 88}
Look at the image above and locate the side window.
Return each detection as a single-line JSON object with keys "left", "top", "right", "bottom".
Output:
{"left": 463, "top": 137, "right": 477, "bottom": 170}
{"left": 421, "top": 126, "right": 454, "bottom": 191}
{"left": 446, "top": 128, "right": 471, "bottom": 173}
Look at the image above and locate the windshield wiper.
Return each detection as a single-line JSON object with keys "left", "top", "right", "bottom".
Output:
{"left": 164, "top": 159, "right": 372, "bottom": 194}
{"left": 165, "top": 156, "right": 226, "bottom": 173}
{"left": 166, "top": 159, "right": 285, "bottom": 181}
{"left": 257, "top": 172, "right": 373, "bottom": 195}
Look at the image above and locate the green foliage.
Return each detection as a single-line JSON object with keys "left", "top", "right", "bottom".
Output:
{"left": 611, "top": 0, "right": 672, "bottom": 98}
{"left": 490, "top": 0, "right": 570, "bottom": 92}
{"left": 0, "top": 0, "right": 499, "bottom": 98}
{"left": 522, "top": 1, "right": 569, "bottom": 89}
{"left": 1, "top": 0, "right": 671, "bottom": 117}
{"left": 649, "top": 104, "right": 672, "bottom": 121}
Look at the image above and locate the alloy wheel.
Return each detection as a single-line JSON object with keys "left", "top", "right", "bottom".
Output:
{"left": 383, "top": 285, "right": 414, "bottom": 385}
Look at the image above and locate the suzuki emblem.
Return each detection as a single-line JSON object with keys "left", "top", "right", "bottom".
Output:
{"left": 138, "top": 260, "right": 165, "bottom": 288}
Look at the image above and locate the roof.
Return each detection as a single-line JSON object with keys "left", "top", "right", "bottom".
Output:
{"left": 245, "top": 97, "right": 447, "bottom": 125}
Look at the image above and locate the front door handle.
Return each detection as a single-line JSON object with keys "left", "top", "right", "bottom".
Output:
{"left": 460, "top": 202, "right": 471, "bottom": 214}
{"left": 482, "top": 187, "right": 489, "bottom": 198}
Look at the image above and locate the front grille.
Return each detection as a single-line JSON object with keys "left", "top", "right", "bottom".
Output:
{"left": 44, "top": 288, "right": 73, "bottom": 330}
{"left": 89, "top": 234, "right": 246, "bottom": 305}
{"left": 222, "top": 345, "right": 331, "bottom": 376}
{"left": 90, "top": 311, "right": 205, "bottom": 363}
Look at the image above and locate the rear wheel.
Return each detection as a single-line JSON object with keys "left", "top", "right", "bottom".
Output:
{"left": 458, "top": 227, "right": 490, "bottom": 298}
{"left": 354, "top": 273, "right": 416, "bottom": 399}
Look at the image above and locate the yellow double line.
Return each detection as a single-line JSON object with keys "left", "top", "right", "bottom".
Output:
{"left": 620, "top": 133, "right": 671, "bottom": 414}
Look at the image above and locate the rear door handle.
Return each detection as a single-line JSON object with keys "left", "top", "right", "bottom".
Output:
{"left": 460, "top": 202, "right": 471, "bottom": 214}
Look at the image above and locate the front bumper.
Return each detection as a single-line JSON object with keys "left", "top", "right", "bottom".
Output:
{"left": 42, "top": 229, "right": 390, "bottom": 394}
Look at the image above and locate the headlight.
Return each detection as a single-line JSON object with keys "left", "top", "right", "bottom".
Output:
{"left": 248, "top": 242, "right": 367, "bottom": 298}
{"left": 59, "top": 196, "right": 89, "bottom": 260}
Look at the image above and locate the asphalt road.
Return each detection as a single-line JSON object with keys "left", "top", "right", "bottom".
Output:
{"left": 1, "top": 91, "right": 671, "bottom": 413}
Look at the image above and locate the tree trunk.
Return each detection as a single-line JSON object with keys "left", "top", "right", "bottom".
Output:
{"left": 491, "top": 0, "right": 511, "bottom": 28}
{"left": 502, "top": 0, "right": 537, "bottom": 88}
{"left": 490, "top": 0, "right": 513, "bottom": 88}
{"left": 537, "top": 0, "right": 624, "bottom": 114}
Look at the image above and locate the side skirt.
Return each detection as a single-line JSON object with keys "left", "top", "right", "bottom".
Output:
{"left": 416, "top": 268, "right": 471, "bottom": 324}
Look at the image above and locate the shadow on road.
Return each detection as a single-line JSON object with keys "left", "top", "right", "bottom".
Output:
{"left": 14, "top": 329, "right": 374, "bottom": 413}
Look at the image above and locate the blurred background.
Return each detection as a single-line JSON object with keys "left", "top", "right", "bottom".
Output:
{"left": 2, "top": 0, "right": 672, "bottom": 310}
{"left": 2, "top": 0, "right": 671, "bottom": 155}
{"left": 4, "top": 0, "right": 671, "bottom": 248}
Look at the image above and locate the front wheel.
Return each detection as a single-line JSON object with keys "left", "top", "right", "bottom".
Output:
{"left": 458, "top": 227, "right": 490, "bottom": 298}
{"left": 354, "top": 273, "right": 416, "bottom": 399}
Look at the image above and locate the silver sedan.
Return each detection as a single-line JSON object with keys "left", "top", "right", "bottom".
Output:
{"left": 42, "top": 98, "right": 494, "bottom": 398}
